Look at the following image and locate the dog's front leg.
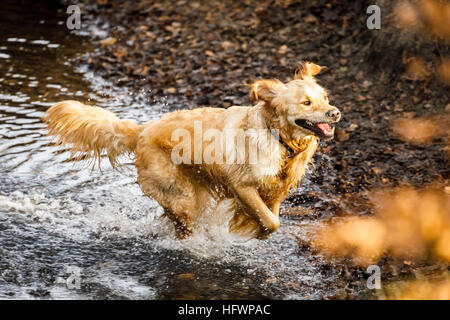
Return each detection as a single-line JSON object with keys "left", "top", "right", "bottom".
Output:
{"left": 269, "top": 201, "right": 281, "bottom": 216}
{"left": 268, "top": 190, "right": 290, "bottom": 216}
{"left": 233, "top": 186, "right": 280, "bottom": 237}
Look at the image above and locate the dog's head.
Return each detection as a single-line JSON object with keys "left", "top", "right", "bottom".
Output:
{"left": 250, "top": 62, "right": 341, "bottom": 143}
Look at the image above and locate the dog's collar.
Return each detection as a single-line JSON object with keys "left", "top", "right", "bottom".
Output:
{"left": 277, "top": 135, "right": 295, "bottom": 158}
{"left": 268, "top": 127, "right": 295, "bottom": 158}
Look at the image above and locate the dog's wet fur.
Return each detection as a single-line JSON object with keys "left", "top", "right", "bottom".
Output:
{"left": 44, "top": 62, "right": 341, "bottom": 239}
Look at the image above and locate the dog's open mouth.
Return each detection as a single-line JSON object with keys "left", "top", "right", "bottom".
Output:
{"left": 295, "top": 119, "right": 335, "bottom": 138}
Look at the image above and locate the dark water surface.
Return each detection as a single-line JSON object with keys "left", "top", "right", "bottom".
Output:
{"left": 0, "top": 0, "right": 349, "bottom": 299}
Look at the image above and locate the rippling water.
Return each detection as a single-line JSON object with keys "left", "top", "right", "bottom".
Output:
{"left": 0, "top": 0, "right": 345, "bottom": 300}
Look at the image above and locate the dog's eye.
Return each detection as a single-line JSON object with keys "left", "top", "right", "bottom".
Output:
{"left": 303, "top": 101, "right": 311, "bottom": 106}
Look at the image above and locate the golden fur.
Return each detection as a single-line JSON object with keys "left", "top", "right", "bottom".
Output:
{"left": 44, "top": 62, "right": 341, "bottom": 239}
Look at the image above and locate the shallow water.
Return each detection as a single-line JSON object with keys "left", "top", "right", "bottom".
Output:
{"left": 0, "top": 0, "right": 347, "bottom": 299}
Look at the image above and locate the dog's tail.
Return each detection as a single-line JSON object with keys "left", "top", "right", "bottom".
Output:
{"left": 44, "top": 100, "right": 143, "bottom": 168}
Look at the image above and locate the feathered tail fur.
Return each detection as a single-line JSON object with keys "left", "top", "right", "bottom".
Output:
{"left": 44, "top": 100, "right": 142, "bottom": 168}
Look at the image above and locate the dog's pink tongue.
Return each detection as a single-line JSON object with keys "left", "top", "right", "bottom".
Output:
{"left": 317, "top": 123, "right": 332, "bottom": 134}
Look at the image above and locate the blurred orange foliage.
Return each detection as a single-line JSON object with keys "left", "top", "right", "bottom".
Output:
{"left": 312, "top": 188, "right": 450, "bottom": 266}
{"left": 392, "top": 117, "right": 440, "bottom": 143}
{"left": 395, "top": 0, "right": 450, "bottom": 39}
{"left": 403, "top": 56, "right": 432, "bottom": 80}
{"left": 420, "top": 0, "right": 450, "bottom": 39}
{"left": 385, "top": 277, "right": 450, "bottom": 300}
{"left": 439, "top": 59, "right": 450, "bottom": 85}
{"left": 395, "top": 0, "right": 450, "bottom": 87}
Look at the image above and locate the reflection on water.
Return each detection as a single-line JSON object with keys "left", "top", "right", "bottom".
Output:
{"left": 0, "top": 0, "right": 347, "bottom": 300}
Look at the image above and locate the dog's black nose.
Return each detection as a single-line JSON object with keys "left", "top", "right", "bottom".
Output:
{"left": 326, "top": 109, "right": 341, "bottom": 120}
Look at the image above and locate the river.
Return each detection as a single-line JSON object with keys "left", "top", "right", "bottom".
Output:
{"left": 0, "top": 0, "right": 356, "bottom": 299}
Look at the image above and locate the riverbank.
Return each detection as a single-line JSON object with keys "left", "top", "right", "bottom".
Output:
{"left": 62, "top": 0, "right": 449, "bottom": 298}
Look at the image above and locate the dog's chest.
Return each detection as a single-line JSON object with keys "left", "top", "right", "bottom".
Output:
{"left": 258, "top": 139, "right": 319, "bottom": 200}
{"left": 258, "top": 158, "right": 300, "bottom": 194}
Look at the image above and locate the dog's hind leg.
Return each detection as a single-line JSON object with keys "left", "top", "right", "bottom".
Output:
{"left": 135, "top": 146, "right": 211, "bottom": 238}
{"left": 163, "top": 208, "right": 192, "bottom": 239}
{"left": 138, "top": 169, "right": 197, "bottom": 237}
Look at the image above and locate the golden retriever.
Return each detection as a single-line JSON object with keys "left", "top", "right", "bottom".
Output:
{"left": 44, "top": 62, "right": 341, "bottom": 240}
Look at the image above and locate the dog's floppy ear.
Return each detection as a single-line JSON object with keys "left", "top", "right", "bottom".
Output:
{"left": 249, "top": 79, "right": 284, "bottom": 102}
{"left": 294, "top": 61, "right": 325, "bottom": 80}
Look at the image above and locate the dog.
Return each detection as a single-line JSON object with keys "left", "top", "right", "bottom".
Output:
{"left": 44, "top": 62, "right": 341, "bottom": 240}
